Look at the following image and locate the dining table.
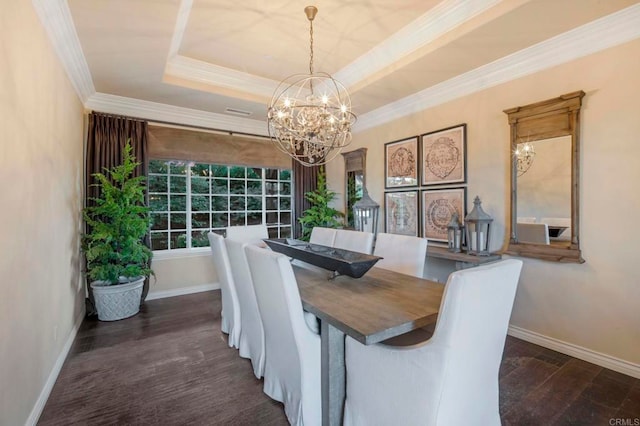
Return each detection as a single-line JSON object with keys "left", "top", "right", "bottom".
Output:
{"left": 292, "top": 263, "right": 445, "bottom": 426}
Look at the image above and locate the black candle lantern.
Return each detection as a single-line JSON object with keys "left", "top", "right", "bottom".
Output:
{"left": 447, "top": 212, "right": 463, "bottom": 253}
{"left": 464, "top": 196, "right": 493, "bottom": 256}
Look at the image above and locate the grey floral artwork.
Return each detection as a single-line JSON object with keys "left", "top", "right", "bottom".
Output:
{"left": 385, "top": 191, "right": 419, "bottom": 236}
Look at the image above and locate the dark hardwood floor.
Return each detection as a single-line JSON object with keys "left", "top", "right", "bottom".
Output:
{"left": 39, "top": 291, "right": 639, "bottom": 425}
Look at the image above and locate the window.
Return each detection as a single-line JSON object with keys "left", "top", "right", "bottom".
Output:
{"left": 149, "top": 160, "right": 292, "bottom": 251}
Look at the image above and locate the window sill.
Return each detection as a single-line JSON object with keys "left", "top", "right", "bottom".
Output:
{"left": 152, "top": 248, "right": 211, "bottom": 261}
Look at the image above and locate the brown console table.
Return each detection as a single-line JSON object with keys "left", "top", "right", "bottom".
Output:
{"left": 427, "top": 245, "right": 502, "bottom": 266}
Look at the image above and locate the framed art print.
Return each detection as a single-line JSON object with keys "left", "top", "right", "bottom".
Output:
{"left": 385, "top": 191, "right": 419, "bottom": 237}
{"left": 385, "top": 137, "right": 418, "bottom": 189}
{"left": 421, "top": 124, "right": 466, "bottom": 185}
{"left": 421, "top": 188, "right": 466, "bottom": 242}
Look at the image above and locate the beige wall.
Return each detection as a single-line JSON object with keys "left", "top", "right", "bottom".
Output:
{"left": 0, "top": 1, "right": 85, "bottom": 425}
{"left": 327, "top": 39, "right": 640, "bottom": 366}
{"left": 149, "top": 254, "right": 218, "bottom": 298}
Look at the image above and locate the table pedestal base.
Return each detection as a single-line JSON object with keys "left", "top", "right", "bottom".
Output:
{"left": 321, "top": 321, "right": 345, "bottom": 426}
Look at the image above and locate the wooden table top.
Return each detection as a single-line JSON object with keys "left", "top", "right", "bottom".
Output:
{"left": 293, "top": 265, "right": 444, "bottom": 345}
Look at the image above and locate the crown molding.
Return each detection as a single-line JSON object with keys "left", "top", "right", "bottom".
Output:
{"left": 85, "top": 93, "right": 269, "bottom": 136}
{"left": 163, "top": 0, "right": 275, "bottom": 101}
{"left": 335, "top": 0, "right": 502, "bottom": 88}
{"left": 167, "top": 0, "right": 193, "bottom": 59}
{"left": 31, "top": 0, "right": 95, "bottom": 103}
{"left": 165, "top": 55, "right": 276, "bottom": 100}
{"left": 354, "top": 4, "right": 640, "bottom": 133}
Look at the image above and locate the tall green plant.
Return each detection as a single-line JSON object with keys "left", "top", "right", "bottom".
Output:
{"left": 83, "top": 142, "right": 153, "bottom": 284}
{"left": 298, "top": 167, "right": 344, "bottom": 241}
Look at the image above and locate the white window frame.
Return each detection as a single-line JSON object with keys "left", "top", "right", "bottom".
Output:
{"left": 148, "top": 161, "right": 292, "bottom": 256}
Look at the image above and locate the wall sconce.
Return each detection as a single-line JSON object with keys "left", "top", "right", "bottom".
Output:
{"left": 464, "top": 196, "right": 493, "bottom": 256}
{"left": 353, "top": 187, "right": 379, "bottom": 235}
{"left": 447, "top": 212, "right": 463, "bottom": 253}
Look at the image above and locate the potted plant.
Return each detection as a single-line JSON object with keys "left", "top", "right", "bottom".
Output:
{"left": 83, "top": 142, "right": 153, "bottom": 321}
{"left": 298, "top": 166, "right": 344, "bottom": 241}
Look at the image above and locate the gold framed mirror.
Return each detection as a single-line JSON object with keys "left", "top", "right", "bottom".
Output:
{"left": 504, "top": 91, "right": 585, "bottom": 263}
{"left": 342, "top": 148, "right": 367, "bottom": 229}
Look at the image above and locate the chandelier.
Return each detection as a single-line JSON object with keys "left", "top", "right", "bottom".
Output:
{"left": 267, "top": 6, "right": 357, "bottom": 167}
{"left": 515, "top": 142, "right": 535, "bottom": 176}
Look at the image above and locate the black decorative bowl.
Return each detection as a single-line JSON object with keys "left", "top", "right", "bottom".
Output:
{"left": 263, "top": 238, "right": 382, "bottom": 278}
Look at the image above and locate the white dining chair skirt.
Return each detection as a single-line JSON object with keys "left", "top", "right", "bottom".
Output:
{"left": 207, "top": 232, "right": 241, "bottom": 349}
{"left": 225, "top": 239, "right": 266, "bottom": 379}
{"left": 245, "top": 245, "right": 321, "bottom": 426}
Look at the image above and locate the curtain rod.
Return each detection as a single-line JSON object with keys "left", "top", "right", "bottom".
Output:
{"left": 89, "top": 110, "right": 270, "bottom": 140}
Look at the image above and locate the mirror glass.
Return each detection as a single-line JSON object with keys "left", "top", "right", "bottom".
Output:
{"left": 342, "top": 148, "right": 367, "bottom": 229}
{"left": 516, "top": 136, "right": 571, "bottom": 247}
{"left": 504, "top": 91, "right": 584, "bottom": 263}
{"left": 346, "top": 171, "right": 364, "bottom": 228}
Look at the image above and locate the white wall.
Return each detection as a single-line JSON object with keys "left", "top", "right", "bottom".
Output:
{"left": 326, "top": 39, "right": 640, "bottom": 369}
{"left": 0, "top": 1, "right": 85, "bottom": 424}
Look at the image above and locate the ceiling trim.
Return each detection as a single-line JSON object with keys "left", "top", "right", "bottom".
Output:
{"left": 165, "top": 55, "right": 276, "bottom": 100}
{"left": 85, "top": 93, "right": 269, "bottom": 136}
{"left": 162, "top": 0, "right": 505, "bottom": 101}
{"left": 166, "top": 0, "right": 193, "bottom": 59}
{"left": 335, "top": 0, "right": 503, "bottom": 88}
{"left": 354, "top": 3, "right": 640, "bottom": 133}
{"left": 31, "top": 0, "right": 95, "bottom": 103}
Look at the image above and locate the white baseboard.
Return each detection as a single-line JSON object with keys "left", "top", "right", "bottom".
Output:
{"left": 145, "top": 282, "right": 220, "bottom": 301}
{"left": 26, "top": 310, "right": 85, "bottom": 426}
{"left": 508, "top": 325, "right": 640, "bottom": 379}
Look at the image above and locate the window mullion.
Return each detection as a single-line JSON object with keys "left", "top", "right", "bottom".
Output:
{"left": 186, "top": 166, "right": 192, "bottom": 249}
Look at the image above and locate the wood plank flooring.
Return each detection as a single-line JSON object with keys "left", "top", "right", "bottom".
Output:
{"left": 39, "top": 291, "right": 640, "bottom": 425}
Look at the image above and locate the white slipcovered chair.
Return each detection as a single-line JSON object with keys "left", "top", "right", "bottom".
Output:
{"left": 373, "top": 232, "right": 428, "bottom": 278}
{"left": 516, "top": 222, "right": 550, "bottom": 245}
{"left": 334, "top": 229, "right": 374, "bottom": 254}
{"left": 344, "top": 259, "right": 524, "bottom": 426}
{"left": 225, "top": 238, "right": 265, "bottom": 379}
{"left": 245, "top": 245, "right": 321, "bottom": 426}
{"left": 226, "top": 224, "right": 269, "bottom": 245}
{"left": 309, "top": 226, "right": 337, "bottom": 247}
{"left": 207, "top": 232, "right": 241, "bottom": 349}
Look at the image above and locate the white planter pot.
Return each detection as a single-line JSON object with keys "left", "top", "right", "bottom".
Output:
{"left": 91, "top": 277, "right": 145, "bottom": 321}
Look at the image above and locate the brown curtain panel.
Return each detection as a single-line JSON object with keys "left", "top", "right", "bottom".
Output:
{"left": 86, "top": 112, "right": 148, "bottom": 203}
{"left": 85, "top": 112, "right": 149, "bottom": 311}
{"left": 293, "top": 160, "right": 319, "bottom": 238}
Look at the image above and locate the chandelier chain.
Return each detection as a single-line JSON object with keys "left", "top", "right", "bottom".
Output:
{"left": 308, "top": 17, "right": 314, "bottom": 97}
